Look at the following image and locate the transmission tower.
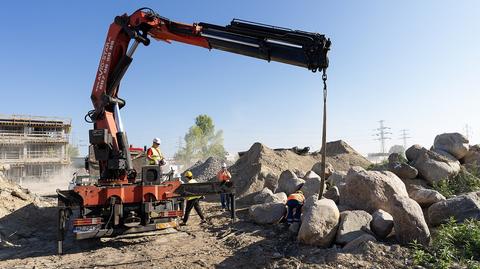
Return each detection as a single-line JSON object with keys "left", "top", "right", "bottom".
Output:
{"left": 373, "top": 120, "right": 392, "bottom": 154}
{"left": 464, "top": 124, "right": 472, "bottom": 140}
{"left": 399, "top": 129, "right": 411, "bottom": 149}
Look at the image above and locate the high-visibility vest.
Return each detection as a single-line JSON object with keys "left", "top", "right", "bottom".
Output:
{"left": 186, "top": 179, "right": 202, "bottom": 200}
{"left": 217, "top": 170, "right": 231, "bottom": 182}
{"left": 287, "top": 193, "right": 305, "bottom": 203}
{"left": 148, "top": 147, "right": 163, "bottom": 165}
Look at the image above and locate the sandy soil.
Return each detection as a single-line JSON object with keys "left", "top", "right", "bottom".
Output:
{"left": 0, "top": 199, "right": 414, "bottom": 269}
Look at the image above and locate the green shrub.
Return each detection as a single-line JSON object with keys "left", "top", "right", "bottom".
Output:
{"left": 433, "top": 168, "right": 480, "bottom": 198}
{"left": 410, "top": 218, "right": 480, "bottom": 268}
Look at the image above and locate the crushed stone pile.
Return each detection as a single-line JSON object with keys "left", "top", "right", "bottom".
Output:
{"left": 229, "top": 141, "right": 371, "bottom": 201}
{"left": 184, "top": 157, "right": 226, "bottom": 182}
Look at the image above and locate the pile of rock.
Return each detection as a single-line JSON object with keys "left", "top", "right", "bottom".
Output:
{"left": 183, "top": 157, "right": 226, "bottom": 182}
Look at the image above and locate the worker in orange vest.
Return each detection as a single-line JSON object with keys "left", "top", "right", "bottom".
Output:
{"left": 146, "top": 138, "right": 165, "bottom": 166}
{"left": 286, "top": 190, "right": 305, "bottom": 224}
{"left": 217, "top": 162, "right": 232, "bottom": 211}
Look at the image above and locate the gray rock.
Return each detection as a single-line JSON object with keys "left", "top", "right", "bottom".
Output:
{"left": 328, "top": 171, "right": 347, "bottom": 187}
{"left": 432, "top": 148, "right": 459, "bottom": 162}
{"left": 388, "top": 160, "right": 418, "bottom": 180}
{"left": 335, "top": 210, "right": 372, "bottom": 245}
{"left": 311, "top": 162, "right": 334, "bottom": 179}
{"left": 324, "top": 186, "right": 340, "bottom": 204}
{"left": 249, "top": 202, "right": 286, "bottom": 224}
{"left": 464, "top": 145, "right": 480, "bottom": 170}
{"left": 298, "top": 198, "right": 340, "bottom": 247}
{"left": 253, "top": 188, "right": 274, "bottom": 204}
{"left": 339, "top": 167, "right": 430, "bottom": 245}
{"left": 301, "top": 171, "right": 323, "bottom": 198}
{"left": 343, "top": 234, "right": 377, "bottom": 251}
{"left": 277, "top": 170, "right": 305, "bottom": 195}
{"left": 406, "top": 145, "right": 460, "bottom": 184}
{"left": 408, "top": 185, "right": 446, "bottom": 208}
{"left": 433, "top": 133, "right": 469, "bottom": 160}
{"left": 263, "top": 173, "right": 279, "bottom": 193}
{"left": 370, "top": 209, "right": 394, "bottom": 239}
{"left": 428, "top": 191, "right": 480, "bottom": 226}
{"left": 265, "top": 192, "right": 288, "bottom": 204}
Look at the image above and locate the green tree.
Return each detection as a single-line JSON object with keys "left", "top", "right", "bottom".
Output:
{"left": 175, "top": 114, "right": 226, "bottom": 166}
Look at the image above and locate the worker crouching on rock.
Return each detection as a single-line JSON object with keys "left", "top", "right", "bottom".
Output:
{"left": 217, "top": 162, "right": 232, "bottom": 211}
{"left": 181, "top": 171, "right": 206, "bottom": 226}
{"left": 286, "top": 190, "right": 305, "bottom": 224}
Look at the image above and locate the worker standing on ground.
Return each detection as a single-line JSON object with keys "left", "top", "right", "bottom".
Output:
{"left": 286, "top": 190, "right": 305, "bottom": 224}
{"left": 146, "top": 138, "right": 165, "bottom": 166}
{"left": 217, "top": 162, "right": 232, "bottom": 211}
{"left": 181, "top": 171, "right": 206, "bottom": 225}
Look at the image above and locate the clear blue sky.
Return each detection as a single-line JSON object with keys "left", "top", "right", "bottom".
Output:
{"left": 1, "top": 1, "right": 479, "bottom": 157}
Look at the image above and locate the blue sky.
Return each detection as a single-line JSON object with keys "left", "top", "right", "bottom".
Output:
{"left": 1, "top": 1, "right": 479, "bottom": 157}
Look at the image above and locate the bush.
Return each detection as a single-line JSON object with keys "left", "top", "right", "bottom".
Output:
{"left": 411, "top": 218, "right": 480, "bottom": 269}
{"left": 433, "top": 167, "right": 480, "bottom": 198}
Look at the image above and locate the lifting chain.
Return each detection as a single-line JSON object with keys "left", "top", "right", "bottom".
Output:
{"left": 319, "top": 68, "right": 328, "bottom": 199}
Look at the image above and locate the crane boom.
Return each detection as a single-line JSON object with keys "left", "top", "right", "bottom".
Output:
{"left": 88, "top": 7, "right": 330, "bottom": 183}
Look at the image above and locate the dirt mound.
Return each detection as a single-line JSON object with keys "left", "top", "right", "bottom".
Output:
{"left": 230, "top": 141, "right": 371, "bottom": 201}
{"left": 0, "top": 173, "right": 54, "bottom": 249}
{"left": 184, "top": 157, "right": 225, "bottom": 182}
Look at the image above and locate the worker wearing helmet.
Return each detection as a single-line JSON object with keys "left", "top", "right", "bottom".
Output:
{"left": 286, "top": 190, "right": 305, "bottom": 224}
{"left": 147, "top": 137, "right": 165, "bottom": 166}
{"left": 181, "top": 171, "right": 206, "bottom": 226}
{"left": 217, "top": 162, "right": 232, "bottom": 211}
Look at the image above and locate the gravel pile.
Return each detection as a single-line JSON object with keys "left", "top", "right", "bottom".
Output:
{"left": 184, "top": 157, "right": 226, "bottom": 182}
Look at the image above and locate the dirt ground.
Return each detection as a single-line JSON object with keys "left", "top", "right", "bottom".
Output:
{"left": 0, "top": 197, "right": 414, "bottom": 269}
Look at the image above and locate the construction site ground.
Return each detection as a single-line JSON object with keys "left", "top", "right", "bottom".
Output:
{"left": 0, "top": 197, "right": 412, "bottom": 269}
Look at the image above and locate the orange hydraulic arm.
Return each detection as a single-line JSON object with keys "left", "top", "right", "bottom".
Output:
{"left": 87, "top": 7, "right": 330, "bottom": 183}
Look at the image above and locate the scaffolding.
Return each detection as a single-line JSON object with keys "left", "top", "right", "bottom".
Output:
{"left": 0, "top": 114, "right": 71, "bottom": 182}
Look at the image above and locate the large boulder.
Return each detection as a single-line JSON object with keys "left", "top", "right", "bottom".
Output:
{"left": 428, "top": 191, "right": 480, "bottom": 226}
{"left": 300, "top": 171, "right": 323, "bottom": 198}
{"left": 253, "top": 188, "right": 274, "bottom": 204}
{"left": 433, "top": 133, "right": 469, "bottom": 160}
{"left": 370, "top": 209, "right": 394, "bottom": 239}
{"left": 388, "top": 153, "right": 418, "bottom": 179}
{"left": 464, "top": 145, "right": 480, "bottom": 170}
{"left": 406, "top": 145, "right": 460, "bottom": 184}
{"left": 277, "top": 170, "right": 305, "bottom": 195}
{"left": 343, "top": 234, "right": 377, "bottom": 251}
{"left": 407, "top": 185, "right": 446, "bottom": 208}
{"left": 335, "top": 210, "right": 372, "bottom": 245}
{"left": 311, "top": 162, "right": 334, "bottom": 179}
{"left": 298, "top": 198, "right": 340, "bottom": 247}
{"left": 338, "top": 167, "right": 430, "bottom": 245}
{"left": 249, "top": 202, "right": 286, "bottom": 224}
{"left": 328, "top": 171, "right": 347, "bottom": 187}
{"left": 265, "top": 192, "right": 288, "bottom": 204}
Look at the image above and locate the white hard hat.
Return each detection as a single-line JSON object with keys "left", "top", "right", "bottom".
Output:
{"left": 222, "top": 162, "right": 227, "bottom": 168}
{"left": 153, "top": 137, "right": 161, "bottom": 144}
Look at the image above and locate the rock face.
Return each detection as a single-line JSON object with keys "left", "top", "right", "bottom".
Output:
{"left": 370, "top": 209, "right": 394, "bottom": 239}
{"left": 300, "top": 171, "right": 322, "bottom": 198}
{"left": 433, "top": 133, "right": 469, "bottom": 160}
{"left": 406, "top": 145, "right": 460, "bottom": 184}
{"left": 298, "top": 199, "right": 340, "bottom": 247}
{"left": 249, "top": 202, "right": 286, "bottom": 224}
{"left": 464, "top": 145, "right": 480, "bottom": 169}
{"left": 324, "top": 186, "right": 340, "bottom": 204}
{"left": 335, "top": 210, "right": 372, "bottom": 245}
{"left": 428, "top": 191, "right": 480, "bottom": 226}
{"left": 253, "top": 188, "right": 274, "bottom": 204}
{"left": 277, "top": 170, "right": 305, "bottom": 195}
{"left": 265, "top": 192, "right": 288, "bottom": 204}
{"left": 388, "top": 153, "right": 418, "bottom": 179}
{"left": 408, "top": 185, "right": 446, "bottom": 208}
{"left": 338, "top": 167, "right": 430, "bottom": 245}
{"left": 311, "top": 162, "right": 334, "bottom": 179}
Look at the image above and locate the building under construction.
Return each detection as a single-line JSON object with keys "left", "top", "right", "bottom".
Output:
{"left": 0, "top": 114, "right": 71, "bottom": 183}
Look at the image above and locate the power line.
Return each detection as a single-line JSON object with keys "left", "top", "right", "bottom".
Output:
{"left": 399, "top": 129, "right": 411, "bottom": 149}
{"left": 373, "top": 120, "right": 391, "bottom": 154}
